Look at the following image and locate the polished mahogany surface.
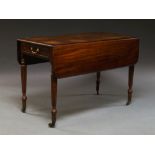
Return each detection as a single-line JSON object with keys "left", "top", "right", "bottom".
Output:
{"left": 17, "top": 32, "right": 139, "bottom": 127}
{"left": 18, "top": 32, "right": 139, "bottom": 78}
{"left": 18, "top": 32, "right": 137, "bottom": 46}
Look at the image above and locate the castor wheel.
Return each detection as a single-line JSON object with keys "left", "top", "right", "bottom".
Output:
{"left": 48, "top": 122, "right": 56, "bottom": 128}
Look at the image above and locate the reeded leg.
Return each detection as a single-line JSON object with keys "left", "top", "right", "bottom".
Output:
{"left": 96, "top": 72, "right": 100, "bottom": 95}
{"left": 126, "top": 65, "right": 134, "bottom": 105}
{"left": 49, "top": 74, "right": 57, "bottom": 128}
{"left": 21, "top": 59, "right": 27, "bottom": 112}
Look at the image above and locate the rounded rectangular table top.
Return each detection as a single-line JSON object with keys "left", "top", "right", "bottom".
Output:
{"left": 17, "top": 32, "right": 138, "bottom": 46}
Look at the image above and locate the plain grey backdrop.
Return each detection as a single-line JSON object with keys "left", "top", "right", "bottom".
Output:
{"left": 0, "top": 20, "right": 155, "bottom": 134}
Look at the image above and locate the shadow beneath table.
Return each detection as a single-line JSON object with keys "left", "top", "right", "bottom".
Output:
{"left": 9, "top": 70, "right": 146, "bottom": 121}
{"left": 57, "top": 92, "right": 127, "bottom": 119}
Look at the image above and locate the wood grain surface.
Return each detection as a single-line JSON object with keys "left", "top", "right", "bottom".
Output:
{"left": 52, "top": 38, "right": 139, "bottom": 78}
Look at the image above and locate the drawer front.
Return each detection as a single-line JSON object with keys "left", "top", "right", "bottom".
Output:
{"left": 53, "top": 39, "right": 139, "bottom": 78}
{"left": 21, "top": 42, "right": 50, "bottom": 59}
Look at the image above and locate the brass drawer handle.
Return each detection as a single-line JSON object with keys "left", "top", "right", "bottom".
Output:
{"left": 30, "top": 47, "right": 39, "bottom": 54}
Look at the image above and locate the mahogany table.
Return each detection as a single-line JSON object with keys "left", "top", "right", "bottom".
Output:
{"left": 17, "top": 32, "right": 139, "bottom": 127}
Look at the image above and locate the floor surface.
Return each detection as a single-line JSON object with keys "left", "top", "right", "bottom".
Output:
{"left": 0, "top": 63, "right": 155, "bottom": 135}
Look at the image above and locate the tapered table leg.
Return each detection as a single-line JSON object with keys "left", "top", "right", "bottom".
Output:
{"left": 126, "top": 65, "right": 134, "bottom": 105}
{"left": 96, "top": 72, "right": 100, "bottom": 95}
{"left": 21, "top": 59, "right": 27, "bottom": 112}
{"left": 49, "top": 74, "right": 57, "bottom": 128}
